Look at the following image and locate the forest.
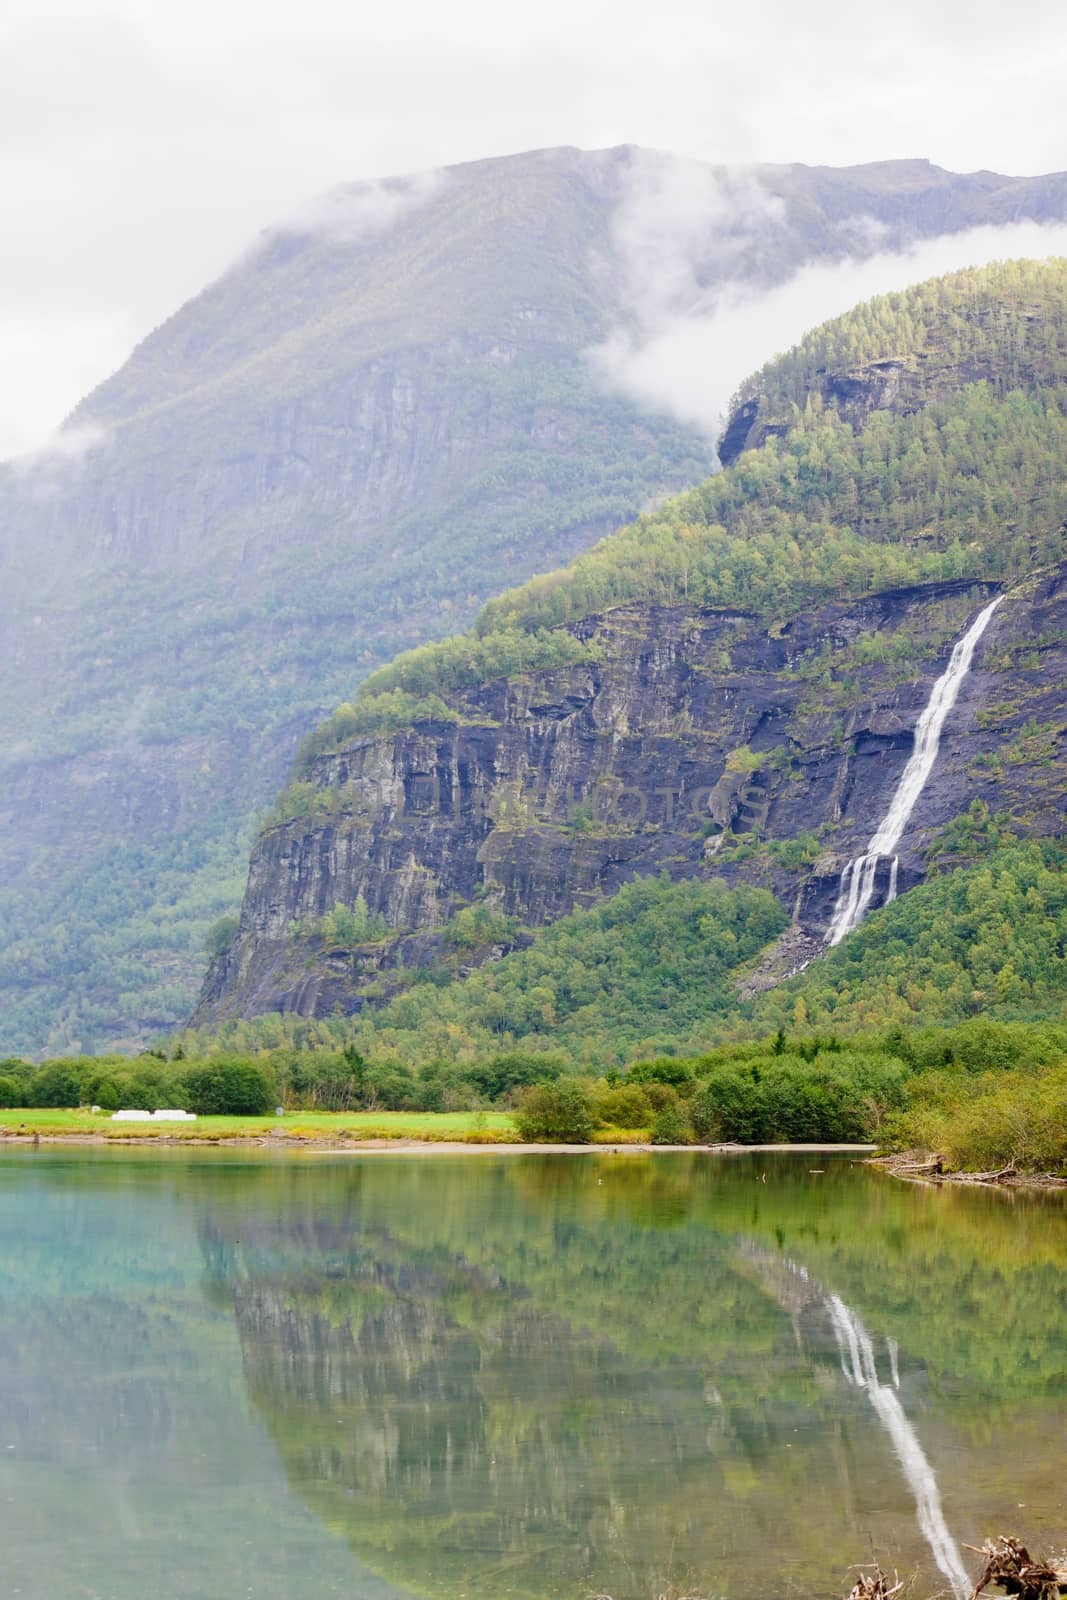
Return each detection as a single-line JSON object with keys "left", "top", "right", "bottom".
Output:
{"left": 297, "top": 260, "right": 1067, "bottom": 767}
{"left": 4, "top": 837, "right": 1066, "bottom": 1171}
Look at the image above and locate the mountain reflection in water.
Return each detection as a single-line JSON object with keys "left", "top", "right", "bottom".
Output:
{"left": 196, "top": 1154, "right": 1067, "bottom": 1600}
{"left": 1, "top": 1150, "right": 1065, "bottom": 1599}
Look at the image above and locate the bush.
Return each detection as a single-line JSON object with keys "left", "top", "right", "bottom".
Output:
{"left": 644, "top": 1082, "right": 681, "bottom": 1113}
{"left": 0, "top": 1075, "right": 22, "bottom": 1108}
{"left": 182, "top": 1058, "right": 275, "bottom": 1116}
{"left": 591, "top": 1083, "right": 652, "bottom": 1129}
{"left": 365, "top": 1062, "right": 419, "bottom": 1111}
{"left": 886, "top": 1063, "right": 1067, "bottom": 1173}
{"left": 122, "top": 1065, "right": 176, "bottom": 1112}
{"left": 629, "top": 1058, "right": 694, "bottom": 1091}
{"left": 690, "top": 1068, "right": 762, "bottom": 1142}
{"left": 514, "top": 1080, "right": 594, "bottom": 1143}
{"left": 205, "top": 914, "right": 239, "bottom": 958}
{"left": 650, "top": 1103, "right": 693, "bottom": 1145}
{"left": 464, "top": 1051, "right": 566, "bottom": 1103}
{"left": 27, "top": 1060, "right": 84, "bottom": 1108}
{"left": 90, "top": 1077, "right": 123, "bottom": 1112}
{"left": 690, "top": 1086, "right": 723, "bottom": 1142}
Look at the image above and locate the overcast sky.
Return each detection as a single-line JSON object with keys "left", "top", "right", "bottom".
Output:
{"left": 3, "top": 0, "right": 1067, "bottom": 458}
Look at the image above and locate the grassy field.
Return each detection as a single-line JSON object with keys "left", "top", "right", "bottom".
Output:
{"left": 0, "top": 1108, "right": 520, "bottom": 1143}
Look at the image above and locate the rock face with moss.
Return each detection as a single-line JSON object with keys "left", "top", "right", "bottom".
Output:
{"left": 197, "top": 566, "right": 1067, "bottom": 1022}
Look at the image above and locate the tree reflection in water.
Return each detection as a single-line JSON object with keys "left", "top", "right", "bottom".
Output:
{"left": 198, "top": 1155, "right": 1067, "bottom": 1600}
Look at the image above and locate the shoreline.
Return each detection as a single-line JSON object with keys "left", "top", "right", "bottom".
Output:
{"left": 0, "top": 1130, "right": 877, "bottom": 1156}
{"left": 4, "top": 1130, "right": 1061, "bottom": 1185}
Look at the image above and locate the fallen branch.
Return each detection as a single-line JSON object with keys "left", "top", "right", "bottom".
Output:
{"left": 950, "top": 1161, "right": 1019, "bottom": 1185}
{"left": 845, "top": 1567, "right": 906, "bottom": 1600}
{"left": 964, "top": 1537, "right": 1067, "bottom": 1600}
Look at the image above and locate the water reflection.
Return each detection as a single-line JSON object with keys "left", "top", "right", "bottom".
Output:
{"left": 197, "top": 1155, "right": 1067, "bottom": 1600}
{"left": 739, "top": 1245, "right": 970, "bottom": 1597}
{"left": 1, "top": 1150, "right": 1065, "bottom": 1600}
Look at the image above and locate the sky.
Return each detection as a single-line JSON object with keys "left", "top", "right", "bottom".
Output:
{"left": 3, "top": 0, "right": 1067, "bottom": 458}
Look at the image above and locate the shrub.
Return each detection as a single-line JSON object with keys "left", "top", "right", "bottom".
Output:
{"left": 365, "top": 1062, "right": 419, "bottom": 1111}
{"left": 27, "top": 1060, "right": 84, "bottom": 1108}
{"left": 591, "top": 1083, "right": 652, "bottom": 1129}
{"left": 90, "top": 1077, "right": 123, "bottom": 1112}
{"left": 0, "top": 1075, "right": 22, "bottom": 1108}
{"left": 123, "top": 1065, "right": 177, "bottom": 1112}
{"left": 205, "top": 914, "right": 239, "bottom": 958}
{"left": 183, "top": 1057, "right": 275, "bottom": 1116}
{"left": 297, "top": 896, "right": 388, "bottom": 947}
{"left": 464, "top": 1051, "right": 566, "bottom": 1103}
{"left": 650, "top": 1103, "right": 693, "bottom": 1145}
{"left": 629, "top": 1058, "right": 694, "bottom": 1091}
{"left": 887, "top": 1064, "right": 1067, "bottom": 1173}
{"left": 644, "top": 1082, "right": 681, "bottom": 1113}
{"left": 690, "top": 1068, "right": 763, "bottom": 1142}
{"left": 690, "top": 1088, "right": 723, "bottom": 1142}
{"left": 514, "top": 1080, "right": 594, "bottom": 1143}
{"left": 443, "top": 906, "right": 517, "bottom": 950}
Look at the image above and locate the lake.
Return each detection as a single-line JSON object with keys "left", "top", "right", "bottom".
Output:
{"left": 0, "top": 1149, "right": 1064, "bottom": 1600}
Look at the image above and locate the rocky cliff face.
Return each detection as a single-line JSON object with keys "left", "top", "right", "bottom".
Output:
{"left": 719, "top": 361, "right": 912, "bottom": 465}
{"left": 198, "top": 565, "right": 1067, "bottom": 1022}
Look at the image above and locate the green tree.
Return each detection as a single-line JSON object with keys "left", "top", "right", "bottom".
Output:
{"left": 514, "top": 1080, "right": 594, "bottom": 1143}
{"left": 205, "top": 914, "right": 239, "bottom": 958}
{"left": 183, "top": 1057, "right": 275, "bottom": 1115}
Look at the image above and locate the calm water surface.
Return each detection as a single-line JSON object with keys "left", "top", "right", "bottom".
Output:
{"left": 0, "top": 1149, "right": 1064, "bottom": 1600}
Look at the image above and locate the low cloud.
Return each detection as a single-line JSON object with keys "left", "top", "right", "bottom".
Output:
{"left": 591, "top": 204, "right": 1067, "bottom": 445}
{"left": 600, "top": 148, "right": 787, "bottom": 337}
{"left": 9, "top": 420, "right": 109, "bottom": 495}
{"left": 265, "top": 167, "right": 446, "bottom": 246}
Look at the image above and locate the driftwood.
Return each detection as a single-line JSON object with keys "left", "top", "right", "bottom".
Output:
{"left": 597, "top": 1534, "right": 1067, "bottom": 1600}
{"left": 950, "top": 1162, "right": 1019, "bottom": 1186}
{"left": 964, "top": 1538, "right": 1067, "bottom": 1600}
{"left": 845, "top": 1568, "right": 905, "bottom": 1600}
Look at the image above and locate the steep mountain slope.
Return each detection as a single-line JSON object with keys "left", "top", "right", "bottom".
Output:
{"left": 5, "top": 150, "right": 1067, "bottom": 1055}
{"left": 199, "top": 260, "right": 1067, "bottom": 1030}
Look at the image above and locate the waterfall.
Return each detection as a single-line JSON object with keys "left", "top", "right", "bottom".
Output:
{"left": 827, "top": 595, "right": 1002, "bottom": 946}
{"left": 827, "top": 1295, "right": 972, "bottom": 1600}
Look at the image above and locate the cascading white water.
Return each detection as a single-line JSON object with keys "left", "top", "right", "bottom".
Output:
{"left": 827, "top": 596, "right": 1003, "bottom": 946}
{"left": 827, "top": 1295, "right": 972, "bottom": 1600}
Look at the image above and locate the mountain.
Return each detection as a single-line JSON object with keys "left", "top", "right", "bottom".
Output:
{"left": 5, "top": 149, "right": 1067, "bottom": 1056}
{"left": 197, "top": 260, "right": 1067, "bottom": 1038}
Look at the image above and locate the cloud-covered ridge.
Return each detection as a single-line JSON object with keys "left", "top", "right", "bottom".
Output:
{"left": 591, "top": 153, "right": 1067, "bottom": 444}
{"left": 8, "top": 419, "right": 110, "bottom": 487}
{"left": 267, "top": 168, "right": 447, "bottom": 246}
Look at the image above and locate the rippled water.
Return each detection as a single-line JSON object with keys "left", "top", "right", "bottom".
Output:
{"left": 1, "top": 1149, "right": 1064, "bottom": 1600}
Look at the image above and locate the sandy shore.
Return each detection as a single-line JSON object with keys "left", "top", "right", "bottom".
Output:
{"left": 308, "top": 1139, "right": 879, "bottom": 1156}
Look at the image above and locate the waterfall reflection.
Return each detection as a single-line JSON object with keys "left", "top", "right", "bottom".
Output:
{"left": 195, "top": 1156, "right": 1066, "bottom": 1600}
{"left": 736, "top": 1244, "right": 970, "bottom": 1598}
